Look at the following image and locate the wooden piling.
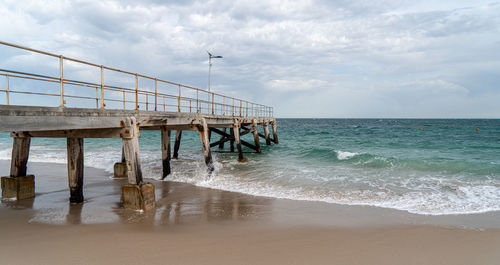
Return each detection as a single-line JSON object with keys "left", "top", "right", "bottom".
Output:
{"left": 198, "top": 118, "right": 214, "bottom": 173}
{"left": 230, "top": 128, "right": 235, "bottom": 152}
{"left": 1, "top": 133, "right": 34, "bottom": 200}
{"left": 121, "top": 117, "right": 143, "bottom": 185}
{"left": 121, "top": 145, "right": 126, "bottom": 163}
{"left": 233, "top": 120, "right": 247, "bottom": 162}
{"left": 160, "top": 126, "right": 171, "bottom": 179}
{"left": 67, "top": 138, "right": 84, "bottom": 203}
{"left": 218, "top": 128, "right": 226, "bottom": 149}
{"left": 272, "top": 119, "right": 279, "bottom": 144}
{"left": 120, "top": 118, "right": 155, "bottom": 211}
{"left": 10, "top": 134, "right": 31, "bottom": 177}
{"left": 263, "top": 121, "right": 271, "bottom": 145}
{"left": 172, "top": 130, "right": 182, "bottom": 159}
{"left": 252, "top": 119, "right": 261, "bottom": 153}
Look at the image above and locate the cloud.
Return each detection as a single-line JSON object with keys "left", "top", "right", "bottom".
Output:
{"left": 0, "top": 0, "right": 499, "bottom": 117}
{"left": 266, "top": 79, "right": 328, "bottom": 92}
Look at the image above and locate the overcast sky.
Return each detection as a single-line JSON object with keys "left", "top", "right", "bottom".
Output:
{"left": 1, "top": 0, "right": 499, "bottom": 118}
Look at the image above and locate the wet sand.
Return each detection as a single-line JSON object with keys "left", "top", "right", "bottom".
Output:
{"left": 1, "top": 161, "right": 499, "bottom": 265}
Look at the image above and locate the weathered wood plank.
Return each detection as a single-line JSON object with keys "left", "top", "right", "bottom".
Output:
{"left": 67, "top": 138, "right": 84, "bottom": 203}
{"left": 209, "top": 127, "right": 258, "bottom": 151}
{"left": 218, "top": 128, "right": 226, "bottom": 149}
{"left": 252, "top": 119, "right": 262, "bottom": 153}
{"left": 263, "top": 121, "right": 271, "bottom": 145}
{"left": 233, "top": 120, "right": 247, "bottom": 162}
{"left": 172, "top": 130, "right": 182, "bottom": 159}
{"left": 10, "top": 134, "right": 31, "bottom": 177}
{"left": 121, "top": 117, "right": 143, "bottom": 185}
{"left": 239, "top": 126, "right": 255, "bottom": 136}
{"left": 198, "top": 118, "right": 214, "bottom": 173}
{"left": 19, "top": 128, "right": 124, "bottom": 138}
{"left": 210, "top": 135, "right": 232, "bottom": 148}
{"left": 121, "top": 145, "right": 126, "bottom": 163}
{"left": 160, "top": 126, "right": 171, "bottom": 179}
{"left": 272, "top": 119, "right": 279, "bottom": 144}
{"left": 230, "top": 128, "right": 235, "bottom": 152}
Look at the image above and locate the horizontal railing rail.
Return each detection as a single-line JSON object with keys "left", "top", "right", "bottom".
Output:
{"left": 0, "top": 41, "right": 273, "bottom": 118}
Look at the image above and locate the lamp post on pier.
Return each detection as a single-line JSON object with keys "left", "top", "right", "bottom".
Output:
{"left": 207, "top": 51, "right": 222, "bottom": 92}
{"left": 207, "top": 51, "right": 222, "bottom": 114}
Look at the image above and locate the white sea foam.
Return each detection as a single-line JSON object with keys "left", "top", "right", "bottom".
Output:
{"left": 1, "top": 145, "right": 500, "bottom": 216}
{"left": 0, "top": 148, "right": 11, "bottom": 160}
{"left": 166, "top": 169, "right": 500, "bottom": 215}
{"left": 161, "top": 156, "right": 500, "bottom": 215}
{"left": 336, "top": 151, "right": 358, "bottom": 160}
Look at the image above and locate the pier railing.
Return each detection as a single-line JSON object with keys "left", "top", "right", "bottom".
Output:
{"left": 0, "top": 41, "right": 273, "bottom": 118}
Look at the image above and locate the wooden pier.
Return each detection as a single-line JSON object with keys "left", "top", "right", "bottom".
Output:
{"left": 0, "top": 41, "right": 277, "bottom": 210}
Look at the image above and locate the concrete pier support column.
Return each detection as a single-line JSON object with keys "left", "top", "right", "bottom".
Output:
{"left": 218, "top": 128, "right": 226, "bottom": 149}
{"left": 198, "top": 118, "right": 214, "bottom": 173}
{"left": 122, "top": 182, "right": 155, "bottom": 211}
{"left": 1, "top": 133, "right": 34, "bottom": 200}
{"left": 161, "top": 126, "right": 171, "bottom": 179}
{"left": 113, "top": 145, "right": 128, "bottom": 178}
{"left": 252, "top": 119, "right": 262, "bottom": 153}
{"left": 67, "top": 138, "right": 84, "bottom": 203}
{"left": 263, "top": 121, "right": 271, "bottom": 145}
{"left": 120, "top": 117, "right": 155, "bottom": 210}
{"left": 113, "top": 162, "right": 128, "bottom": 178}
{"left": 272, "top": 119, "right": 279, "bottom": 144}
{"left": 234, "top": 119, "right": 247, "bottom": 162}
{"left": 172, "top": 130, "right": 182, "bottom": 159}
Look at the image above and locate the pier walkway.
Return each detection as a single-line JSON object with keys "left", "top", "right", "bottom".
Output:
{"left": 0, "top": 41, "right": 277, "bottom": 210}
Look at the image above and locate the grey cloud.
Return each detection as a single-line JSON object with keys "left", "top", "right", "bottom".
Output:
{"left": 0, "top": 0, "right": 499, "bottom": 117}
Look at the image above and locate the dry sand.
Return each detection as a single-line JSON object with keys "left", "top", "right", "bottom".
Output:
{"left": 1, "top": 161, "right": 499, "bottom": 265}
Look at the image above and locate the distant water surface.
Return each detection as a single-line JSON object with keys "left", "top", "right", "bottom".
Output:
{"left": 1, "top": 119, "right": 499, "bottom": 215}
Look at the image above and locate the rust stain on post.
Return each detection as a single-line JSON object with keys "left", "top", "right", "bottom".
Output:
{"left": 135, "top": 74, "right": 139, "bottom": 110}
{"left": 100, "top": 65, "right": 104, "bottom": 109}
{"left": 59, "top": 55, "right": 64, "bottom": 107}
{"left": 5, "top": 75, "right": 9, "bottom": 105}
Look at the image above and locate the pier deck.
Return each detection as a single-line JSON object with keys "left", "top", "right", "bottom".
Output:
{"left": 0, "top": 41, "right": 277, "bottom": 210}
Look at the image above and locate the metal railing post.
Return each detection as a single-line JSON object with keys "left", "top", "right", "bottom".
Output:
{"left": 196, "top": 90, "right": 199, "bottom": 113}
{"left": 59, "top": 55, "right": 64, "bottom": 107}
{"left": 154, "top": 78, "right": 157, "bottom": 112}
{"left": 5, "top": 75, "right": 9, "bottom": 105}
{"left": 135, "top": 74, "right": 138, "bottom": 110}
{"left": 123, "top": 91, "right": 125, "bottom": 110}
{"left": 212, "top": 93, "right": 214, "bottom": 115}
{"left": 100, "top": 65, "right": 105, "bottom": 109}
{"left": 177, "top": 85, "right": 181, "bottom": 112}
{"left": 95, "top": 87, "right": 99, "bottom": 108}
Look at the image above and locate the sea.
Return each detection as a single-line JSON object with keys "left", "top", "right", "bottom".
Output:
{"left": 1, "top": 118, "right": 499, "bottom": 215}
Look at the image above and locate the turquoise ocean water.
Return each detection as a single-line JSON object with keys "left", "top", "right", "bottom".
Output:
{"left": 1, "top": 119, "right": 499, "bottom": 215}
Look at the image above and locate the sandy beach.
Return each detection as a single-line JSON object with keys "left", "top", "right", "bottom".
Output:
{"left": 1, "top": 161, "right": 499, "bottom": 265}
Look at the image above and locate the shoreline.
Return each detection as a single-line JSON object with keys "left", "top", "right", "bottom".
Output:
{"left": 1, "top": 161, "right": 500, "bottom": 264}
{"left": 1, "top": 160, "right": 500, "bottom": 229}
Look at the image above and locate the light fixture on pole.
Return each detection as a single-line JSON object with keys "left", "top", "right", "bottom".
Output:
{"left": 207, "top": 51, "right": 222, "bottom": 92}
